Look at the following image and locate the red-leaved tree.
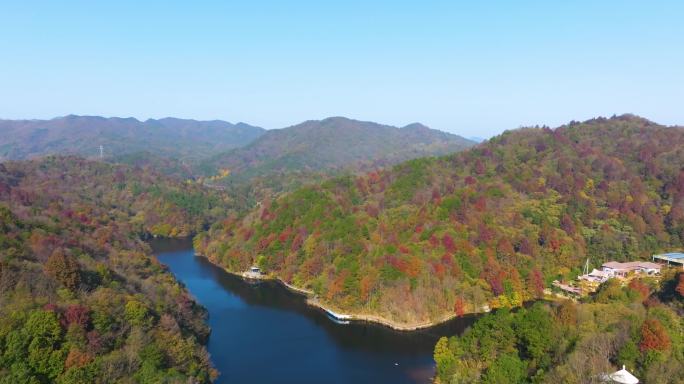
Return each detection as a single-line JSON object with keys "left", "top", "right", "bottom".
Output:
{"left": 639, "top": 318, "right": 671, "bottom": 352}
{"left": 64, "top": 304, "right": 91, "bottom": 329}
{"left": 526, "top": 268, "right": 545, "bottom": 299}
{"left": 627, "top": 279, "right": 650, "bottom": 302}
{"left": 454, "top": 297, "right": 466, "bottom": 317}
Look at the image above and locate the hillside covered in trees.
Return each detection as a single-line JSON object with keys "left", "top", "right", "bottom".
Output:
{"left": 0, "top": 115, "right": 264, "bottom": 163}
{"left": 198, "top": 117, "right": 475, "bottom": 179}
{"left": 196, "top": 117, "right": 475, "bottom": 213}
{"left": 0, "top": 157, "right": 229, "bottom": 383}
{"left": 433, "top": 271, "right": 684, "bottom": 383}
{"left": 195, "top": 115, "right": 684, "bottom": 326}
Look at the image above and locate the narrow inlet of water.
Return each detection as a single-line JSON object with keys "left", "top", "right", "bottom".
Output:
{"left": 152, "top": 237, "right": 477, "bottom": 384}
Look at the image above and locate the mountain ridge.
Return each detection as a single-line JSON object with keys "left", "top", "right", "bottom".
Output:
{"left": 0, "top": 115, "right": 265, "bottom": 162}
{"left": 1, "top": 115, "right": 474, "bottom": 185}
{"left": 199, "top": 116, "right": 476, "bottom": 178}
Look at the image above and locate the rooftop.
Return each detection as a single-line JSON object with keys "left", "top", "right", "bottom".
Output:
{"left": 606, "top": 365, "right": 639, "bottom": 384}
{"left": 602, "top": 261, "right": 661, "bottom": 270}
{"left": 552, "top": 280, "right": 582, "bottom": 295}
{"left": 654, "top": 252, "right": 684, "bottom": 259}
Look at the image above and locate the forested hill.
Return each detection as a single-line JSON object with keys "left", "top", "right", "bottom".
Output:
{"left": 195, "top": 115, "right": 684, "bottom": 326}
{"left": 198, "top": 116, "right": 475, "bottom": 178}
{"left": 0, "top": 156, "right": 230, "bottom": 382}
{"left": 0, "top": 115, "right": 264, "bottom": 162}
{"left": 434, "top": 274, "right": 684, "bottom": 383}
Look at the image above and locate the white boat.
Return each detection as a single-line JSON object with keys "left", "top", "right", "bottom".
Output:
{"left": 324, "top": 308, "right": 352, "bottom": 324}
{"left": 326, "top": 315, "right": 350, "bottom": 325}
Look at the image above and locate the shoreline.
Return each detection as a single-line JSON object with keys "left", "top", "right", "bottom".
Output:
{"left": 195, "top": 252, "right": 481, "bottom": 331}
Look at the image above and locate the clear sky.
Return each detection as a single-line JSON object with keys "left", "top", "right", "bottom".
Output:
{"left": 1, "top": 1, "right": 682, "bottom": 137}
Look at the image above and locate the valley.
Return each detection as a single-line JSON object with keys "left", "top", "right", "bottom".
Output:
{"left": 153, "top": 237, "right": 478, "bottom": 384}
{"left": 1, "top": 114, "right": 684, "bottom": 383}
{"left": 4, "top": 2, "right": 682, "bottom": 382}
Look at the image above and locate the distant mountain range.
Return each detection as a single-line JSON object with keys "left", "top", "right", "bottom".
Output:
{"left": 199, "top": 116, "right": 475, "bottom": 178}
{"left": 0, "top": 115, "right": 476, "bottom": 182}
{"left": 0, "top": 115, "right": 265, "bottom": 162}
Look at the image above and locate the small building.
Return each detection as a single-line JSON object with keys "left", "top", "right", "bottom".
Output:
{"left": 243, "top": 266, "right": 263, "bottom": 279}
{"left": 578, "top": 268, "right": 611, "bottom": 284}
{"left": 600, "top": 261, "right": 661, "bottom": 278}
{"left": 552, "top": 280, "right": 582, "bottom": 296}
{"left": 602, "top": 365, "right": 639, "bottom": 384}
{"left": 652, "top": 252, "right": 684, "bottom": 270}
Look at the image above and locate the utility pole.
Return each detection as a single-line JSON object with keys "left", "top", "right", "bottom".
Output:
{"left": 584, "top": 258, "right": 589, "bottom": 275}
{"left": 99, "top": 145, "right": 104, "bottom": 159}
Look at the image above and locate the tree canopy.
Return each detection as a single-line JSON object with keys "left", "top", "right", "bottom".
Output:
{"left": 0, "top": 157, "right": 224, "bottom": 382}
{"left": 435, "top": 268, "right": 684, "bottom": 383}
{"left": 197, "top": 115, "right": 684, "bottom": 325}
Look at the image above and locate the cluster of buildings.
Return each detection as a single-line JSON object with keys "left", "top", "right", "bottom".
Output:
{"left": 578, "top": 261, "right": 661, "bottom": 284}
{"left": 552, "top": 252, "right": 684, "bottom": 297}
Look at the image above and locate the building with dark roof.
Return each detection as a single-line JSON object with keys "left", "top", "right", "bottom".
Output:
{"left": 652, "top": 252, "right": 684, "bottom": 269}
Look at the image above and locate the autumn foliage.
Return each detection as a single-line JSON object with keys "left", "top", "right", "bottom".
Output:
{"left": 676, "top": 273, "right": 684, "bottom": 298}
{"left": 453, "top": 297, "right": 466, "bottom": 317}
{"left": 639, "top": 318, "right": 671, "bottom": 352}
{"left": 45, "top": 249, "right": 81, "bottom": 291}
{"left": 436, "top": 273, "right": 684, "bottom": 383}
{"left": 198, "top": 115, "right": 684, "bottom": 325}
{"left": 0, "top": 157, "right": 219, "bottom": 382}
{"left": 627, "top": 279, "right": 651, "bottom": 301}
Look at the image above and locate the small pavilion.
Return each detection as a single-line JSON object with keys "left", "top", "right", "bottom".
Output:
{"left": 603, "top": 365, "right": 639, "bottom": 384}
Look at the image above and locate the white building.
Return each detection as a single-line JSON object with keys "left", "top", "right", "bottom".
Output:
{"left": 603, "top": 365, "right": 639, "bottom": 384}
{"left": 578, "top": 268, "right": 611, "bottom": 283}
{"left": 243, "top": 266, "right": 263, "bottom": 279}
{"left": 600, "top": 261, "right": 661, "bottom": 278}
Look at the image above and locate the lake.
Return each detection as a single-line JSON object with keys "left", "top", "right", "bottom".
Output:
{"left": 152, "top": 238, "right": 477, "bottom": 384}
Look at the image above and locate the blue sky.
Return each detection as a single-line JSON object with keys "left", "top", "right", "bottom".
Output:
{"left": 1, "top": 1, "right": 682, "bottom": 137}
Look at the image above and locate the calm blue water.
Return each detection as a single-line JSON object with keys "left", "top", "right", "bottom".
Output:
{"left": 152, "top": 238, "right": 476, "bottom": 384}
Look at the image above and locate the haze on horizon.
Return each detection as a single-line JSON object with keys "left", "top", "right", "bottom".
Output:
{"left": 1, "top": 0, "right": 682, "bottom": 138}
